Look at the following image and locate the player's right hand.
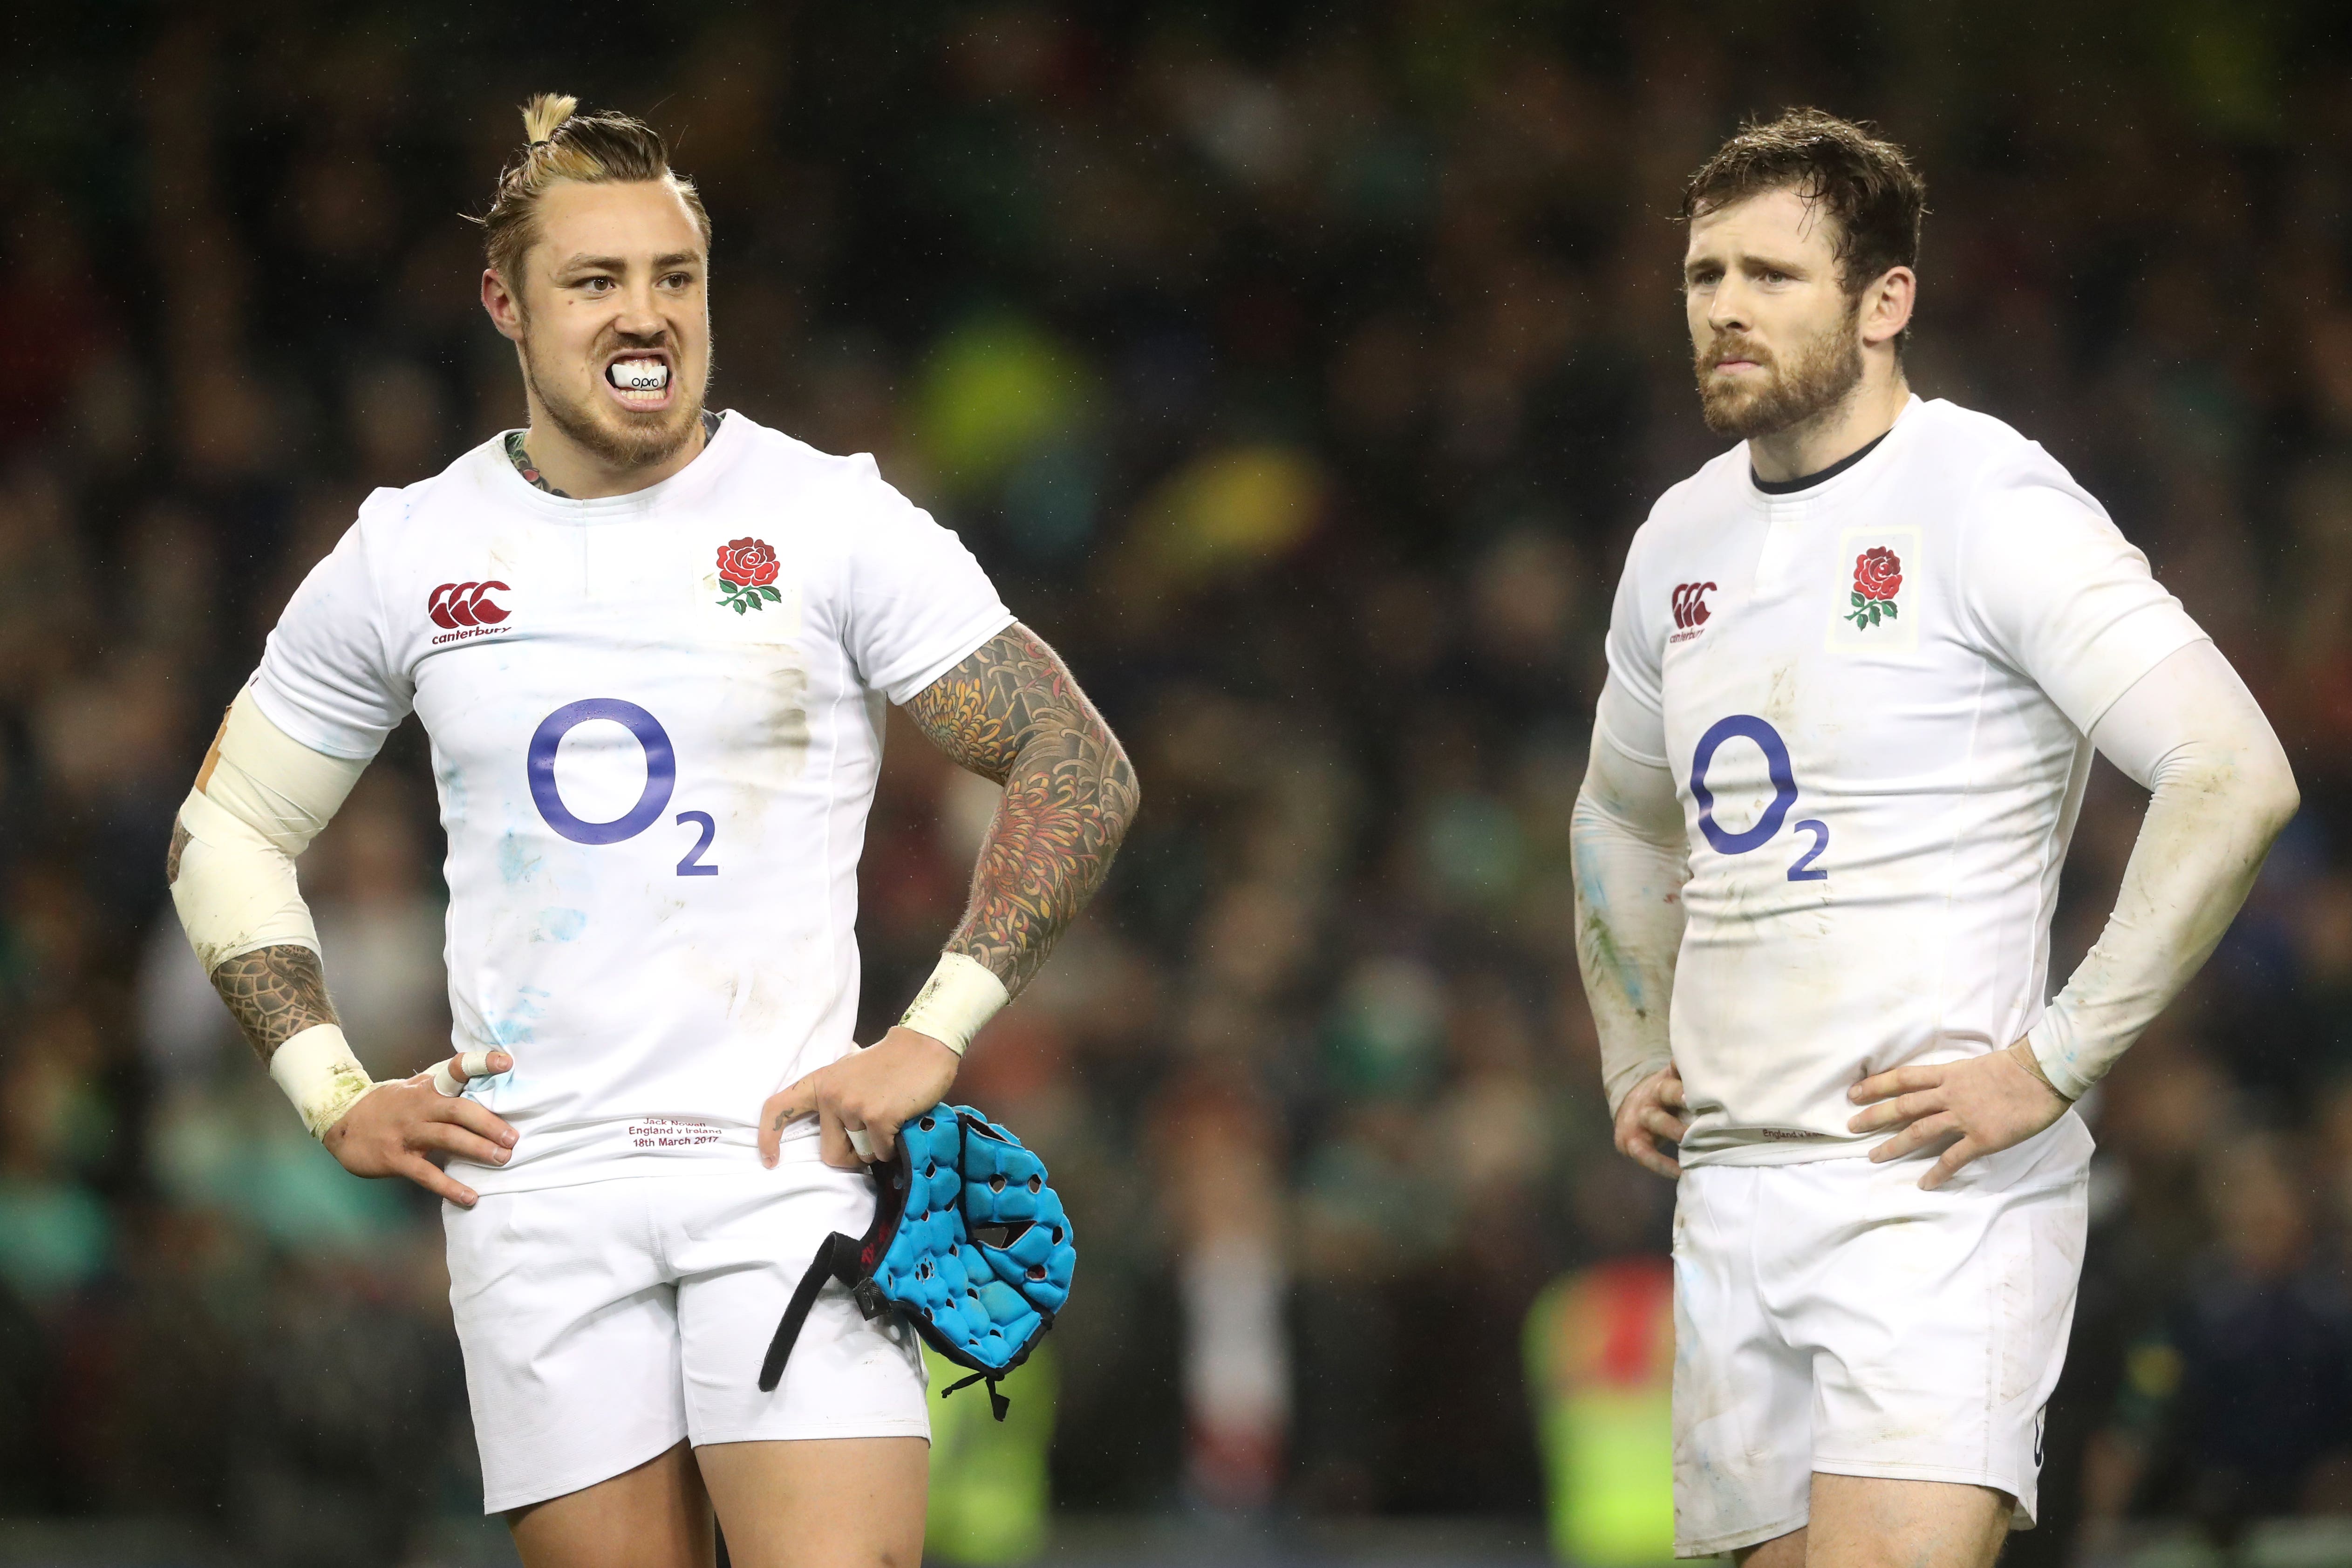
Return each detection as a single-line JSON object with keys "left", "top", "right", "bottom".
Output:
{"left": 1614, "top": 1063, "right": 1691, "bottom": 1179}
{"left": 759, "top": 1026, "right": 961, "bottom": 1171}
{"left": 322, "top": 1050, "right": 518, "bottom": 1207}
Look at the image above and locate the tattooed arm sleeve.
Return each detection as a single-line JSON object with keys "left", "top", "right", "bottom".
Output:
{"left": 901, "top": 623, "right": 1141, "bottom": 996}
{"left": 207, "top": 945, "right": 344, "bottom": 1062}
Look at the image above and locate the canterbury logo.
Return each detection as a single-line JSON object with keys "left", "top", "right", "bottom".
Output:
{"left": 1671, "top": 581, "right": 1717, "bottom": 630}
{"left": 429, "top": 581, "right": 511, "bottom": 629}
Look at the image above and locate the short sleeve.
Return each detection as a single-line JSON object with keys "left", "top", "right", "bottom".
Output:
{"left": 1962, "top": 454, "right": 2208, "bottom": 736}
{"left": 843, "top": 461, "right": 1016, "bottom": 704}
{"left": 249, "top": 511, "right": 412, "bottom": 760}
{"left": 1598, "top": 526, "right": 1669, "bottom": 765}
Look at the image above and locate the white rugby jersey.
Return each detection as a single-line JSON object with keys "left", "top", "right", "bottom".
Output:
{"left": 252, "top": 413, "right": 1013, "bottom": 1193}
{"left": 1602, "top": 396, "right": 2204, "bottom": 1166}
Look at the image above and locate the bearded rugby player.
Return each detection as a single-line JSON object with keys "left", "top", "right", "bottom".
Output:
{"left": 165, "top": 96, "right": 1137, "bottom": 1568}
{"left": 1571, "top": 110, "right": 2295, "bottom": 1565}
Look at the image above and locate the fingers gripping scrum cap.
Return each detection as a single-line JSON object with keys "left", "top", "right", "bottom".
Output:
{"left": 758, "top": 1104, "right": 1076, "bottom": 1420}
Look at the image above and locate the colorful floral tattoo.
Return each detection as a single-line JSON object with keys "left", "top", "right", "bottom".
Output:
{"left": 901, "top": 624, "right": 1140, "bottom": 996}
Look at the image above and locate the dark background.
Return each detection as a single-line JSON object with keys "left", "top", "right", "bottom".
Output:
{"left": 4, "top": 1, "right": 2352, "bottom": 1562}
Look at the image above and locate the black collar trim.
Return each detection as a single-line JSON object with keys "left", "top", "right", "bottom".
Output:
{"left": 1752, "top": 428, "right": 1889, "bottom": 495}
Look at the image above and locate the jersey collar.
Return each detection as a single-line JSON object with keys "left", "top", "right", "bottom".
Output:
{"left": 490, "top": 408, "right": 742, "bottom": 521}
{"left": 1745, "top": 393, "right": 1921, "bottom": 504}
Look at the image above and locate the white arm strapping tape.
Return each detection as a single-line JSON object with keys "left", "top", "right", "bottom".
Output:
{"left": 900, "top": 953, "right": 1010, "bottom": 1058}
{"left": 169, "top": 689, "right": 367, "bottom": 971}
{"left": 269, "top": 1023, "right": 381, "bottom": 1139}
{"left": 172, "top": 690, "right": 376, "bottom": 1139}
{"left": 1571, "top": 702, "right": 1692, "bottom": 1118}
{"left": 2028, "top": 640, "right": 2298, "bottom": 1100}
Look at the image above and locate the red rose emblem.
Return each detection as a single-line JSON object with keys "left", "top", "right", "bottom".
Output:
{"left": 1844, "top": 546, "right": 1902, "bottom": 631}
{"left": 714, "top": 537, "right": 784, "bottom": 614}
{"left": 716, "top": 537, "right": 779, "bottom": 589}
{"left": 1853, "top": 547, "right": 1902, "bottom": 601}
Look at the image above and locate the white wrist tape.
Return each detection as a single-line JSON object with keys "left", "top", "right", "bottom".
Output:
{"left": 269, "top": 1024, "right": 382, "bottom": 1139}
{"left": 899, "top": 953, "right": 1010, "bottom": 1057}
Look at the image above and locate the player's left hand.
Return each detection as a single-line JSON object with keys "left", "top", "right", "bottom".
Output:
{"left": 1847, "top": 1041, "right": 2071, "bottom": 1190}
{"left": 759, "top": 1026, "right": 961, "bottom": 1171}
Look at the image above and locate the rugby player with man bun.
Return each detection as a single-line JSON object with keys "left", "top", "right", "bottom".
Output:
{"left": 165, "top": 95, "right": 1137, "bottom": 1567}
{"left": 1574, "top": 110, "right": 2297, "bottom": 1565}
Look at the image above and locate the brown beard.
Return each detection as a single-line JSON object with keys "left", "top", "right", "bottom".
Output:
{"left": 1694, "top": 298, "right": 1864, "bottom": 440}
{"left": 519, "top": 331, "right": 707, "bottom": 471}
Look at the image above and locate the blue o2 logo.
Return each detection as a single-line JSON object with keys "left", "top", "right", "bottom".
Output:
{"left": 528, "top": 700, "right": 675, "bottom": 844}
{"left": 527, "top": 699, "right": 717, "bottom": 875}
{"left": 1689, "top": 714, "right": 1828, "bottom": 881}
{"left": 1689, "top": 716, "right": 1794, "bottom": 853}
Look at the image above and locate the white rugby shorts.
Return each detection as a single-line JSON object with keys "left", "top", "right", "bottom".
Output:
{"left": 443, "top": 1158, "right": 929, "bottom": 1513}
{"left": 1670, "top": 1112, "right": 2092, "bottom": 1558}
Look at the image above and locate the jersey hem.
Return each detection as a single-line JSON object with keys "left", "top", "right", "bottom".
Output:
{"left": 1593, "top": 706, "right": 1669, "bottom": 770}
{"left": 480, "top": 1428, "right": 688, "bottom": 1515}
{"left": 1678, "top": 1136, "right": 1887, "bottom": 1168}
{"left": 1677, "top": 1510, "right": 1810, "bottom": 1558}
{"left": 879, "top": 607, "right": 1018, "bottom": 706}
{"left": 451, "top": 1133, "right": 831, "bottom": 1196}
{"left": 1809, "top": 1459, "right": 2034, "bottom": 1525}
{"left": 245, "top": 675, "right": 390, "bottom": 762}
{"left": 686, "top": 1417, "right": 933, "bottom": 1450}
{"left": 2075, "top": 620, "right": 2210, "bottom": 737}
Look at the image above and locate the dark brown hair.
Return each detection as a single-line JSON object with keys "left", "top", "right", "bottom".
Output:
{"left": 475, "top": 94, "right": 712, "bottom": 285}
{"left": 1682, "top": 109, "right": 1926, "bottom": 297}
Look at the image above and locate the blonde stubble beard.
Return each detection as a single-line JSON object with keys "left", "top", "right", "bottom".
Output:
{"left": 517, "top": 325, "right": 710, "bottom": 472}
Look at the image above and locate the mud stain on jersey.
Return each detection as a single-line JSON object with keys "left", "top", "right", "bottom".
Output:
{"left": 436, "top": 757, "right": 471, "bottom": 825}
{"left": 667, "top": 945, "right": 743, "bottom": 1022}
{"left": 1577, "top": 906, "right": 1645, "bottom": 1019}
{"left": 767, "top": 663, "right": 811, "bottom": 774}
{"left": 735, "top": 966, "right": 792, "bottom": 1033}
{"left": 1761, "top": 661, "right": 1798, "bottom": 728}
{"left": 709, "top": 655, "right": 811, "bottom": 794}
{"left": 707, "top": 658, "right": 813, "bottom": 853}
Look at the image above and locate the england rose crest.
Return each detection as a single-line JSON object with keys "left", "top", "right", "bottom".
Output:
{"left": 716, "top": 537, "right": 782, "bottom": 614}
{"left": 1845, "top": 546, "right": 1902, "bottom": 630}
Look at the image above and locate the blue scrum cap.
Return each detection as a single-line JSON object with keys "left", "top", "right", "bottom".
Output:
{"left": 757, "top": 1104, "right": 1076, "bottom": 1419}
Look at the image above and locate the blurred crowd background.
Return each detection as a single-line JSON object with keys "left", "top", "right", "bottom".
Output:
{"left": 7, "top": 2, "right": 2352, "bottom": 1563}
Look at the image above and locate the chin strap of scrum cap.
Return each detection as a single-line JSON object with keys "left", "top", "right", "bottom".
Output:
{"left": 757, "top": 1156, "right": 910, "bottom": 1396}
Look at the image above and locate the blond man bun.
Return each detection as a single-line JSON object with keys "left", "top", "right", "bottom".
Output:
{"left": 522, "top": 92, "right": 579, "bottom": 145}
{"left": 473, "top": 94, "right": 709, "bottom": 283}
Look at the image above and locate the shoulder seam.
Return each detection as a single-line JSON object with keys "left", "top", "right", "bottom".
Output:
{"left": 349, "top": 492, "right": 403, "bottom": 682}
{"left": 1947, "top": 444, "right": 2004, "bottom": 652}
